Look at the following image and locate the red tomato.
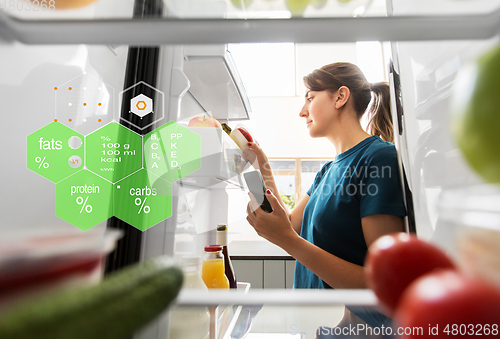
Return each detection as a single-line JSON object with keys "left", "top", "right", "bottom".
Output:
{"left": 365, "top": 233, "right": 456, "bottom": 315}
{"left": 395, "top": 270, "right": 500, "bottom": 338}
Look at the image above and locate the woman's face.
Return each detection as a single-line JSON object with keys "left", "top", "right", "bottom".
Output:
{"left": 299, "top": 90, "right": 337, "bottom": 138}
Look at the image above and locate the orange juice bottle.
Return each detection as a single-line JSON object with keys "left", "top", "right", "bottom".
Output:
{"left": 202, "top": 245, "right": 229, "bottom": 289}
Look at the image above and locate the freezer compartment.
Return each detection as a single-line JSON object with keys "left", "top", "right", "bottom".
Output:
{"left": 180, "top": 126, "right": 252, "bottom": 188}
{"left": 182, "top": 45, "right": 251, "bottom": 122}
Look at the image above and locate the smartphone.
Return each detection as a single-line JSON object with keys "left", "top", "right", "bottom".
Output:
{"left": 243, "top": 170, "right": 273, "bottom": 213}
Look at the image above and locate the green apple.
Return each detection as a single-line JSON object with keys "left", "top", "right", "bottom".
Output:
{"left": 452, "top": 44, "right": 500, "bottom": 184}
{"left": 311, "top": 0, "right": 327, "bottom": 9}
{"left": 231, "top": 0, "right": 254, "bottom": 9}
{"left": 285, "top": 0, "right": 311, "bottom": 17}
{"left": 337, "top": 0, "right": 352, "bottom": 3}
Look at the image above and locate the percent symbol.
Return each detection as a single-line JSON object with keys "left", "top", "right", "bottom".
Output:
{"left": 135, "top": 197, "right": 150, "bottom": 214}
{"left": 101, "top": 136, "right": 111, "bottom": 142}
{"left": 76, "top": 196, "right": 93, "bottom": 213}
{"left": 35, "top": 157, "right": 49, "bottom": 169}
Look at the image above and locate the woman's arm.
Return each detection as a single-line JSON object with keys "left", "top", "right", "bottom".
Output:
{"left": 285, "top": 236, "right": 368, "bottom": 289}
{"left": 293, "top": 214, "right": 404, "bottom": 288}
{"left": 247, "top": 190, "right": 404, "bottom": 289}
{"left": 294, "top": 215, "right": 404, "bottom": 288}
{"left": 289, "top": 195, "right": 309, "bottom": 234}
{"left": 361, "top": 214, "right": 404, "bottom": 248}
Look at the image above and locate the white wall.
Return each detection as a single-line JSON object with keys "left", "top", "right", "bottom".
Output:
{"left": 235, "top": 43, "right": 358, "bottom": 159}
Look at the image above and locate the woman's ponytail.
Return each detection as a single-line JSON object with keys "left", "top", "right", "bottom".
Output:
{"left": 366, "top": 82, "right": 394, "bottom": 144}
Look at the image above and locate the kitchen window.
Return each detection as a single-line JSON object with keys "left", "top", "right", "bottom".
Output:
{"left": 269, "top": 158, "right": 333, "bottom": 210}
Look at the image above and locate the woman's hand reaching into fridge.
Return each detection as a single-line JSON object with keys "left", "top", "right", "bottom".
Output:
{"left": 243, "top": 142, "right": 271, "bottom": 177}
{"left": 246, "top": 189, "right": 300, "bottom": 250}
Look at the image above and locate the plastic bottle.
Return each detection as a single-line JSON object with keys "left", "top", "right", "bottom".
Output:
{"left": 216, "top": 224, "right": 237, "bottom": 289}
{"left": 168, "top": 256, "right": 210, "bottom": 339}
{"left": 202, "top": 245, "right": 230, "bottom": 289}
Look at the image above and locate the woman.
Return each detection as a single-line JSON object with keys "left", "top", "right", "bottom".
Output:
{"left": 245, "top": 62, "right": 406, "bottom": 331}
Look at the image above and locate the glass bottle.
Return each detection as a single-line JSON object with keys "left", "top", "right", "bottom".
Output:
{"left": 216, "top": 224, "right": 237, "bottom": 289}
{"left": 169, "top": 256, "right": 210, "bottom": 339}
{"left": 202, "top": 245, "right": 230, "bottom": 289}
{"left": 221, "top": 123, "right": 232, "bottom": 136}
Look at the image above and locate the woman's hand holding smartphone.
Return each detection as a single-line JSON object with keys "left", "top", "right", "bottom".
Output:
{"left": 243, "top": 171, "right": 273, "bottom": 213}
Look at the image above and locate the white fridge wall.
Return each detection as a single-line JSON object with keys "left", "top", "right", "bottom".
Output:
{"left": 0, "top": 42, "right": 128, "bottom": 234}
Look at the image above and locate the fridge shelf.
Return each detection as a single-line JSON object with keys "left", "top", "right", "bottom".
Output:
{"left": 2, "top": 6, "right": 500, "bottom": 45}
{"left": 175, "top": 288, "right": 379, "bottom": 338}
{"left": 2, "top": 0, "right": 500, "bottom": 21}
{"left": 176, "top": 288, "right": 377, "bottom": 307}
{"left": 0, "top": 0, "right": 379, "bottom": 22}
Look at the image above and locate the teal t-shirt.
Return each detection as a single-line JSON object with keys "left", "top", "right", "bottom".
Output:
{"left": 294, "top": 135, "right": 406, "bottom": 290}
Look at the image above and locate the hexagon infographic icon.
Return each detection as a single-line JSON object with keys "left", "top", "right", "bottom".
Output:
{"left": 54, "top": 73, "right": 115, "bottom": 136}
{"left": 144, "top": 122, "right": 201, "bottom": 183}
{"left": 27, "top": 122, "right": 85, "bottom": 183}
{"left": 130, "top": 94, "right": 153, "bottom": 118}
{"left": 56, "top": 169, "right": 113, "bottom": 231}
{"left": 86, "top": 122, "right": 143, "bottom": 183}
{"left": 119, "top": 81, "right": 165, "bottom": 131}
{"left": 28, "top": 118, "right": 199, "bottom": 232}
{"left": 114, "top": 169, "right": 172, "bottom": 231}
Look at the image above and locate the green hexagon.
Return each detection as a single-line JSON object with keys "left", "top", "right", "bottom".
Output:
{"left": 56, "top": 169, "right": 113, "bottom": 231}
{"left": 86, "top": 122, "right": 143, "bottom": 183}
{"left": 144, "top": 122, "right": 201, "bottom": 182}
{"left": 27, "top": 122, "right": 84, "bottom": 183}
{"left": 114, "top": 169, "right": 172, "bottom": 231}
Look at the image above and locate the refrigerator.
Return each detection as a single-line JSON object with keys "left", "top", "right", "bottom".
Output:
{"left": 1, "top": 0, "right": 500, "bottom": 338}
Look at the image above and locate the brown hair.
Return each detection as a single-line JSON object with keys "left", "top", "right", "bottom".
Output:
{"left": 303, "top": 62, "right": 394, "bottom": 143}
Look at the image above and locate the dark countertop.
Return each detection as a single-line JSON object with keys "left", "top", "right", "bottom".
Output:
{"left": 228, "top": 240, "right": 294, "bottom": 260}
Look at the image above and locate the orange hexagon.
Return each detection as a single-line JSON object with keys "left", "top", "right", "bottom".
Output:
{"left": 136, "top": 101, "right": 147, "bottom": 110}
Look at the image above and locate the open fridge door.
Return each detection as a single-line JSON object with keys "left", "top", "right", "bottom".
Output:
{"left": 388, "top": 0, "right": 500, "bottom": 255}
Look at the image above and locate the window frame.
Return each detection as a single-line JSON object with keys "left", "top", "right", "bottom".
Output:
{"left": 269, "top": 157, "right": 334, "bottom": 201}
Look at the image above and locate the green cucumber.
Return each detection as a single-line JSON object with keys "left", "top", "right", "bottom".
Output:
{"left": 0, "top": 256, "right": 183, "bottom": 339}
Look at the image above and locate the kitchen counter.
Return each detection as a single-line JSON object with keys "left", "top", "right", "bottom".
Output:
{"left": 228, "top": 240, "right": 293, "bottom": 260}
